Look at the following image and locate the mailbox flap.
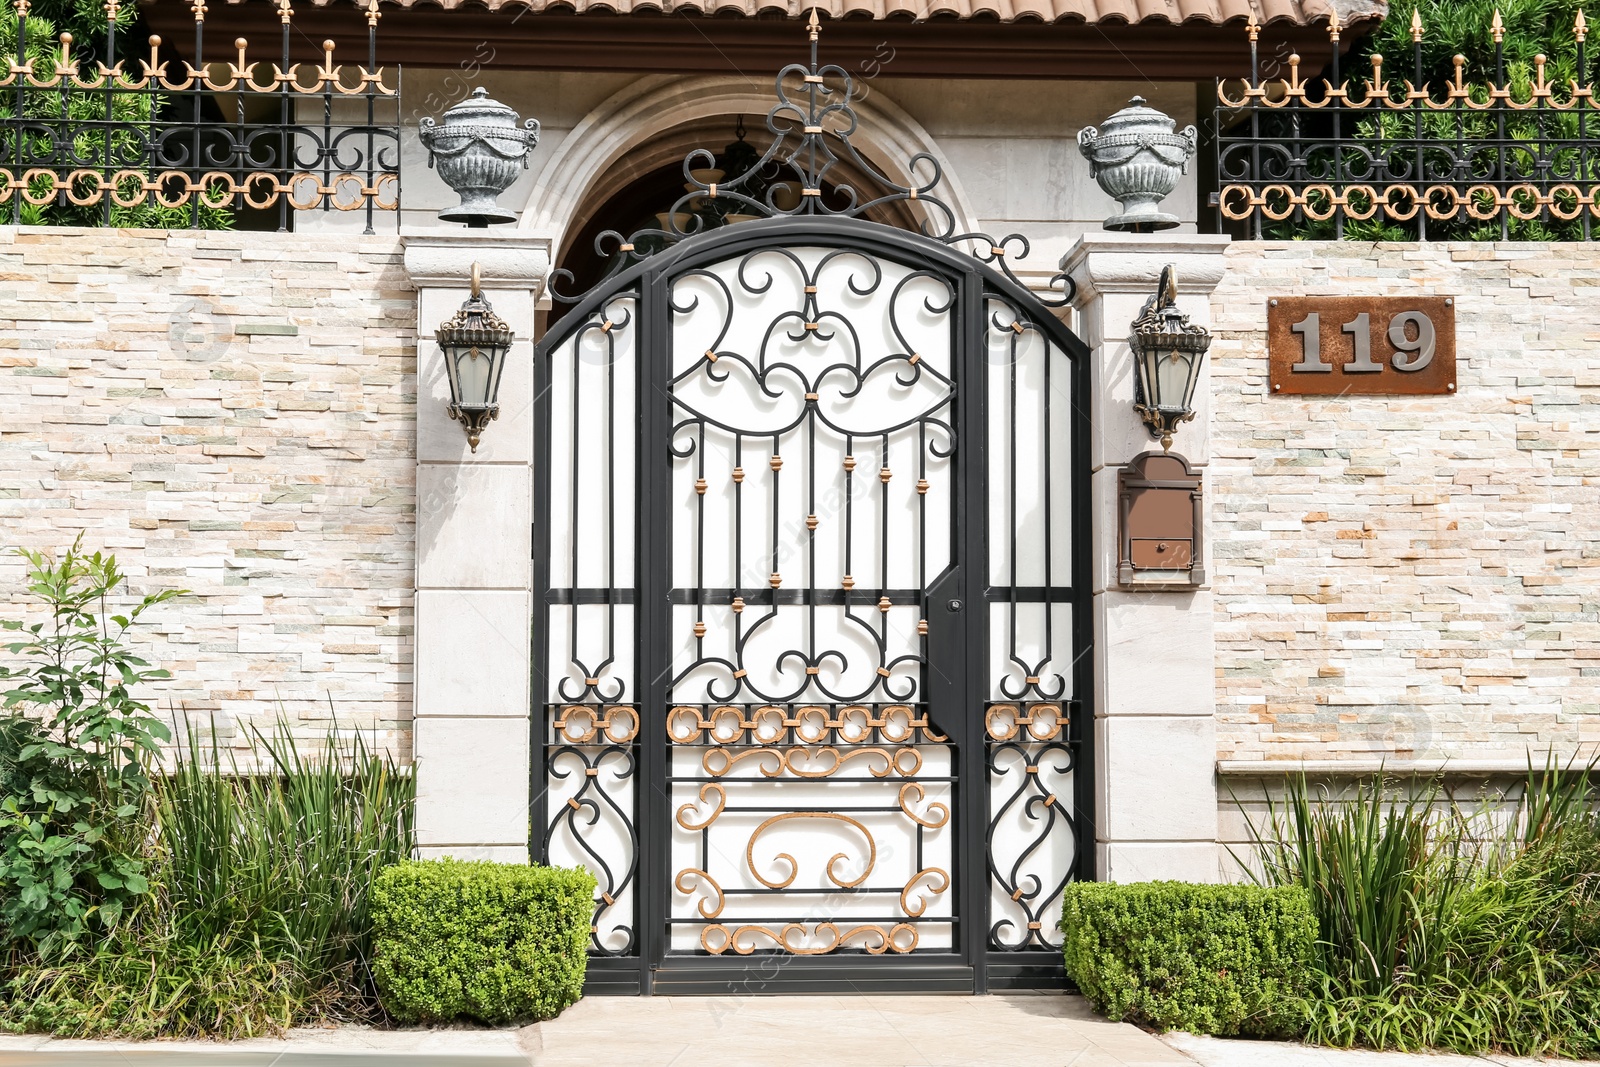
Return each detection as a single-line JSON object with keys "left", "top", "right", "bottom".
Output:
{"left": 1130, "top": 537, "right": 1193, "bottom": 569}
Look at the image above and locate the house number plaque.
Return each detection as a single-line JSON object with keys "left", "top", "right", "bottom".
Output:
{"left": 1267, "top": 296, "right": 1456, "bottom": 396}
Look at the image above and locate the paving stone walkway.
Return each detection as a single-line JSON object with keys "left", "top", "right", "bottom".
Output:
{"left": 0, "top": 995, "right": 1576, "bottom": 1066}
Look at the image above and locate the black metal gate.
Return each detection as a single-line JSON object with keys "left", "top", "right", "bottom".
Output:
{"left": 533, "top": 215, "right": 1092, "bottom": 994}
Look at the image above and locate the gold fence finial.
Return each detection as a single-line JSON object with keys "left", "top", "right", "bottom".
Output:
{"left": 1410, "top": 7, "right": 1423, "bottom": 41}
{"left": 105, "top": 0, "right": 119, "bottom": 24}
{"left": 808, "top": 6, "right": 820, "bottom": 41}
{"left": 277, "top": 0, "right": 292, "bottom": 25}
{"left": 14, "top": 0, "right": 29, "bottom": 17}
{"left": 1492, "top": 8, "right": 1504, "bottom": 41}
{"left": 1246, "top": 10, "right": 1261, "bottom": 42}
{"left": 190, "top": 0, "right": 206, "bottom": 23}
{"left": 1327, "top": 6, "right": 1341, "bottom": 41}
{"left": 367, "top": 0, "right": 381, "bottom": 27}
{"left": 1577, "top": 9, "right": 1588, "bottom": 42}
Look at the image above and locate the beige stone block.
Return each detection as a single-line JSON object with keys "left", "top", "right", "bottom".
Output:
{"left": 1097, "top": 842, "right": 1221, "bottom": 884}
{"left": 1095, "top": 589, "right": 1216, "bottom": 717}
{"left": 415, "top": 463, "right": 531, "bottom": 591}
{"left": 414, "top": 716, "right": 529, "bottom": 848}
{"left": 414, "top": 590, "right": 531, "bottom": 718}
{"left": 1096, "top": 714, "right": 1218, "bottom": 843}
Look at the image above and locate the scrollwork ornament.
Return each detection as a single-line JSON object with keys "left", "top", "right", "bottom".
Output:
{"left": 547, "top": 12, "right": 1070, "bottom": 308}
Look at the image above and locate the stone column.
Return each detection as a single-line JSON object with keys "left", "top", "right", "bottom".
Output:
{"left": 1063, "top": 232, "right": 1230, "bottom": 883}
{"left": 402, "top": 230, "right": 551, "bottom": 862}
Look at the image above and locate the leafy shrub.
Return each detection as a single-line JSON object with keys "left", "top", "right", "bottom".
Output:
{"left": 0, "top": 539, "right": 178, "bottom": 957}
{"left": 0, "top": 540, "right": 417, "bottom": 1037}
{"left": 371, "top": 859, "right": 595, "bottom": 1024}
{"left": 1060, "top": 881, "right": 1315, "bottom": 1037}
{"left": 0, "top": 722, "right": 417, "bottom": 1037}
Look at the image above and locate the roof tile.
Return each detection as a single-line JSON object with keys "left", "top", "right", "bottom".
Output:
{"left": 224, "top": 0, "right": 1381, "bottom": 25}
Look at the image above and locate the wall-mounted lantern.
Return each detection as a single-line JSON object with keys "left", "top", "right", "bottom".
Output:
{"left": 1129, "top": 264, "right": 1211, "bottom": 452}
{"left": 437, "top": 263, "right": 512, "bottom": 452}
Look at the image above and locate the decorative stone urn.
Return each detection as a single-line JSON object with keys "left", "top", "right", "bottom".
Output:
{"left": 1077, "top": 97, "right": 1198, "bottom": 232}
{"left": 418, "top": 88, "right": 540, "bottom": 227}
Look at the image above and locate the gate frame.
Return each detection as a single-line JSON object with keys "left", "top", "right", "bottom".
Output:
{"left": 532, "top": 214, "right": 1094, "bottom": 995}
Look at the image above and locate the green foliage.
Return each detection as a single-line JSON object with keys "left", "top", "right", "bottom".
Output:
{"left": 1060, "top": 881, "right": 1316, "bottom": 1038}
{"left": 1245, "top": 762, "right": 1600, "bottom": 1056}
{"left": 371, "top": 859, "right": 596, "bottom": 1025}
{"left": 0, "top": 537, "right": 178, "bottom": 958}
{"left": 0, "top": 721, "right": 417, "bottom": 1037}
{"left": 0, "top": 927, "right": 311, "bottom": 1040}
{"left": 156, "top": 721, "right": 416, "bottom": 1009}
{"left": 0, "top": 2, "right": 233, "bottom": 229}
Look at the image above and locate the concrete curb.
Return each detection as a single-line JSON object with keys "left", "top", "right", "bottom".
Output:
{"left": 0, "top": 1029, "right": 529, "bottom": 1066}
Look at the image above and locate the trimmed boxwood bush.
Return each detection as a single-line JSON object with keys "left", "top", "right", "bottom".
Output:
{"left": 1061, "top": 881, "right": 1315, "bottom": 1038}
{"left": 370, "top": 859, "right": 596, "bottom": 1024}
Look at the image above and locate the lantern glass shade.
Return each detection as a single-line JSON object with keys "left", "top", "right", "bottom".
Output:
{"left": 435, "top": 271, "right": 514, "bottom": 452}
{"left": 443, "top": 336, "right": 505, "bottom": 412}
{"left": 1141, "top": 342, "right": 1203, "bottom": 416}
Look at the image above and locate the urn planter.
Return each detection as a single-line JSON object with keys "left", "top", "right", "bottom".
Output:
{"left": 1077, "top": 96, "right": 1198, "bottom": 232}
{"left": 418, "top": 88, "right": 540, "bottom": 227}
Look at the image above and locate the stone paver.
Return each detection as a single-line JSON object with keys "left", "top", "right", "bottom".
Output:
{"left": 0, "top": 998, "right": 1584, "bottom": 1066}
{"left": 518, "top": 993, "right": 1192, "bottom": 1067}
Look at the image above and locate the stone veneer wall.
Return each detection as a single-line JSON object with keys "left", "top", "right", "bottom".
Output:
{"left": 1210, "top": 242, "right": 1600, "bottom": 767}
{"left": 0, "top": 227, "right": 416, "bottom": 754}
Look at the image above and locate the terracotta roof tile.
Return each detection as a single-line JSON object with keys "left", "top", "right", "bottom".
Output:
{"left": 226, "top": 0, "right": 1384, "bottom": 25}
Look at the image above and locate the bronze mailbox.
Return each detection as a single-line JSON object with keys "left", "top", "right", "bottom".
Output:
{"left": 1118, "top": 451, "right": 1204, "bottom": 588}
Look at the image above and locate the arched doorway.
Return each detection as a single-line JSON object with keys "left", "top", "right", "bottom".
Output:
{"left": 531, "top": 17, "right": 1091, "bottom": 995}
{"left": 550, "top": 116, "right": 919, "bottom": 322}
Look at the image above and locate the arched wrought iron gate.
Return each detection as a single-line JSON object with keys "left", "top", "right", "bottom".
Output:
{"left": 533, "top": 216, "right": 1092, "bottom": 995}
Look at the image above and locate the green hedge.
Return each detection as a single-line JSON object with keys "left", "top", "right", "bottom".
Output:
{"left": 370, "top": 859, "right": 596, "bottom": 1024}
{"left": 1061, "top": 881, "right": 1315, "bottom": 1038}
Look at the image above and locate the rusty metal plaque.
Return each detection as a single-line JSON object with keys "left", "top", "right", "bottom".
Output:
{"left": 1267, "top": 296, "right": 1456, "bottom": 396}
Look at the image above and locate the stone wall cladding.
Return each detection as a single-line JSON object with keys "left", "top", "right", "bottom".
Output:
{"left": 0, "top": 227, "right": 415, "bottom": 754}
{"left": 1211, "top": 242, "right": 1600, "bottom": 765}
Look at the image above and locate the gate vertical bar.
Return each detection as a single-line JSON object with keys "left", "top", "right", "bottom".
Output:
{"left": 1069, "top": 307, "right": 1096, "bottom": 884}
{"left": 529, "top": 317, "right": 554, "bottom": 868}
{"left": 958, "top": 266, "right": 989, "bottom": 992}
{"left": 635, "top": 270, "right": 673, "bottom": 994}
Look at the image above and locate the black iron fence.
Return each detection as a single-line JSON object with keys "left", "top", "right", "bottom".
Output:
{"left": 1213, "top": 11, "right": 1600, "bottom": 240}
{"left": 0, "top": 0, "right": 399, "bottom": 231}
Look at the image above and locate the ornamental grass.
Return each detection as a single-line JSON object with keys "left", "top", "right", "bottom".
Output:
{"left": 1243, "top": 761, "right": 1600, "bottom": 1058}
{"left": 0, "top": 721, "right": 416, "bottom": 1038}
